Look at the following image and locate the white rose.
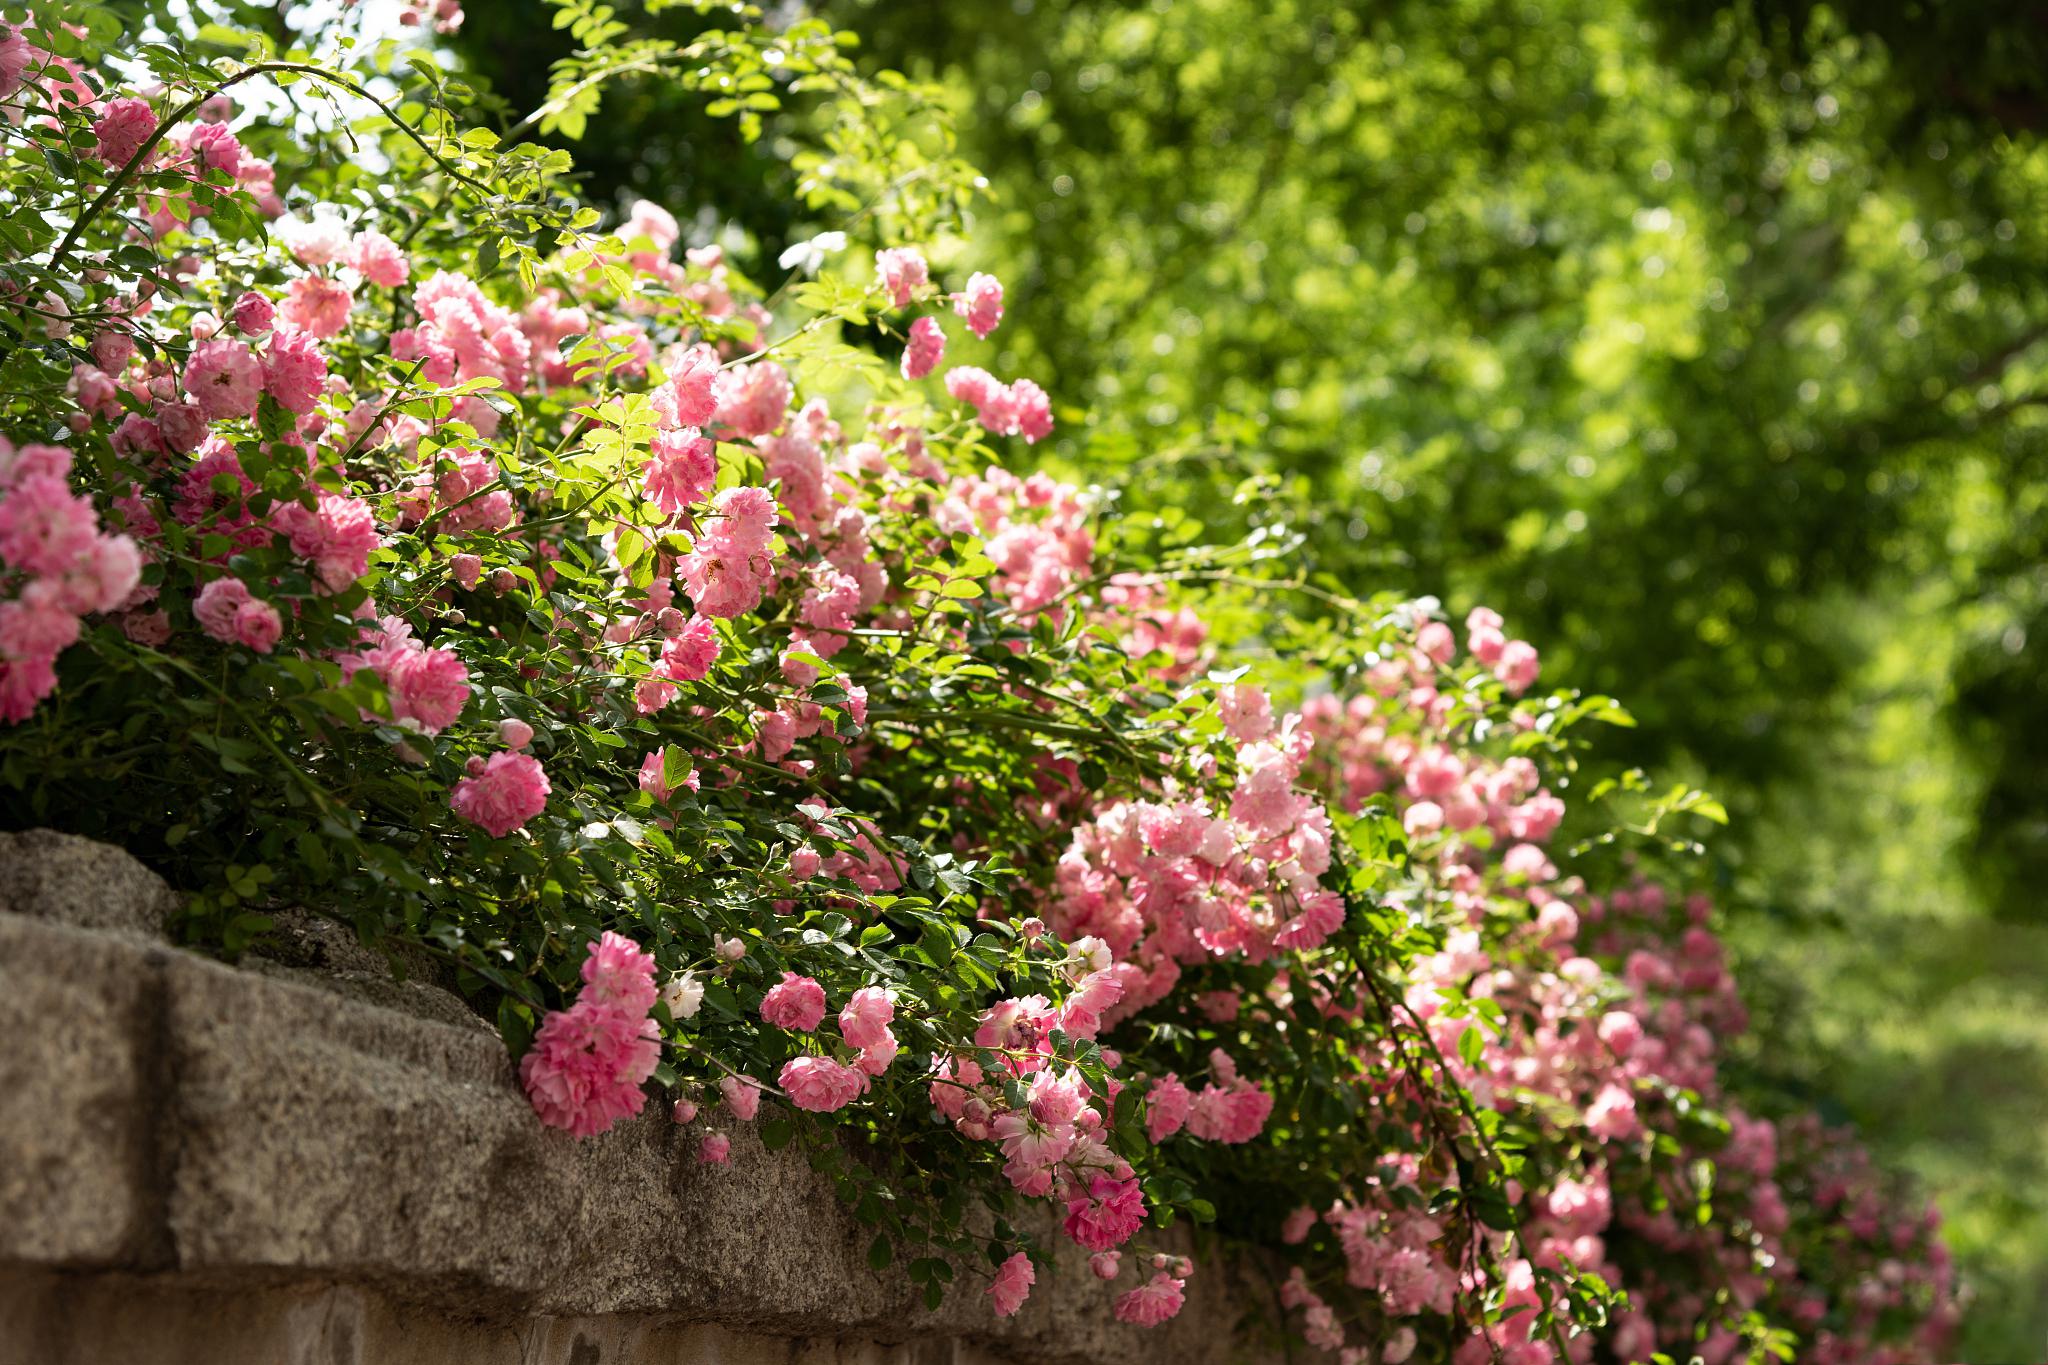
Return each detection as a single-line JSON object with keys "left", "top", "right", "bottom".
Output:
{"left": 662, "top": 970, "right": 703, "bottom": 1020}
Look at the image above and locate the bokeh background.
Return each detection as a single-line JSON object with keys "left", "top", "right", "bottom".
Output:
{"left": 339, "top": 0, "right": 2048, "bottom": 1355}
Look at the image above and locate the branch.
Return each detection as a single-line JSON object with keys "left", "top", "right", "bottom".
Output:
{"left": 51, "top": 60, "right": 492, "bottom": 270}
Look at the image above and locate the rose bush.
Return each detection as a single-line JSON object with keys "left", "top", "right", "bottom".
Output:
{"left": 0, "top": 2, "right": 1959, "bottom": 1361}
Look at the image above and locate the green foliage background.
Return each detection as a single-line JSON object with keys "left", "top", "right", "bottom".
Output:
{"left": 427, "top": 0, "right": 2048, "bottom": 1356}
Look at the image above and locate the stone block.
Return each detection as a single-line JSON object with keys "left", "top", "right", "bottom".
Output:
{"left": 0, "top": 831, "right": 1269, "bottom": 1364}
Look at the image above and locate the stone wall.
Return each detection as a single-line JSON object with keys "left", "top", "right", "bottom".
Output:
{"left": 0, "top": 831, "right": 1274, "bottom": 1365}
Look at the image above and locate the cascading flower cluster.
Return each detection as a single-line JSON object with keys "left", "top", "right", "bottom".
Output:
{"left": 1249, "top": 612, "right": 1962, "bottom": 1363}
{"left": 1049, "top": 708, "right": 1348, "bottom": 1026}
{"left": 0, "top": 442, "right": 142, "bottom": 718}
{"left": 0, "top": 6, "right": 1958, "bottom": 1361}
{"left": 520, "top": 931, "right": 662, "bottom": 1137}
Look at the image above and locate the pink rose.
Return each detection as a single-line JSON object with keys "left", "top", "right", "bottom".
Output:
{"left": 1112, "top": 1273, "right": 1185, "bottom": 1327}
{"left": 779, "top": 1055, "right": 866, "bottom": 1113}
{"left": 759, "top": 972, "right": 827, "bottom": 1032}
{"left": 953, "top": 271, "right": 1003, "bottom": 338}
{"left": 230, "top": 598, "right": 283, "bottom": 653}
{"left": 719, "top": 1073, "right": 762, "bottom": 1121}
{"left": 901, "top": 315, "right": 945, "bottom": 380}
{"left": 448, "top": 750, "right": 549, "bottom": 837}
{"left": 182, "top": 338, "right": 263, "bottom": 419}
{"left": 231, "top": 290, "right": 275, "bottom": 334}
{"left": 192, "top": 576, "right": 252, "bottom": 643}
{"left": 838, "top": 986, "right": 894, "bottom": 1050}
{"left": 988, "top": 1251, "right": 1034, "bottom": 1318}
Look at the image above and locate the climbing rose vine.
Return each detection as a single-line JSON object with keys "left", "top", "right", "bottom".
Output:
{"left": 0, "top": 3, "right": 1957, "bottom": 1362}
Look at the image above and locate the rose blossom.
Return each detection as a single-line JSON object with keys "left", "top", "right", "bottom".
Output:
{"left": 261, "top": 327, "right": 328, "bottom": 414}
{"left": 760, "top": 972, "right": 827, "bottom": 1031}
{"left": 519, "top": 932, "right": 659, "bottom": 1138}
{"left": 902, "top": 315, "right": 945, "bottom": 380}
{"left": 448, "top": 750, "right": 549, "bottom": 837}
{"left": 91, "top": 97, "right": 157, "bottom": 167}
{"left": 779, "top": 1054, "right": 866, "bottom": 1113}
{"left": 280, "top": 273, "right": 353, "bottom": 339}
{"left": 193, "top": 577, "right": 253, "bottom": 643}
{"left": 719, "top": 1074, "right": 762, "bottom": 1121}
{"left": 954, "top": 271, "right": 1003, "bottom": 337}
{"left": 1063, "top": 1174, "right": 1145, "bottom": 1251}
{"left": 875, "top": 246, "right": 929, "bottom": 307}
{"left": 1113, "top": 1273, "right": 1186, "bottom": 1327}
{"left": 1146, "top": 1073, "right": 1192, "bottom": 1142}
{"left": 182, "top": 338, "right": 263, "bottom": 419}
{"left": 231, "top": 290, "right": 275, "bottom": 334}
{"left": 348, "top": 229, "right": 410, "bottom": 288}
{"left": 988, "top": 1251, "right": 1034, "bottom": 1318}
{"left": 838, "top": 986, "right": 894, "bottom": 1050}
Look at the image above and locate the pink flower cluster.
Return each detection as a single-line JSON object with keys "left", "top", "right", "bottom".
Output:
{"left": 943, "top": 367, "right": 1054, "bottom": 443}
{"left": 193, "top": 577, "right": 282, "bottom": 653}
{"left": 938, "top": 467, "right": 1095, "bottom": 616}
{"left": 274, "top": 491, "right": 381, "bottom": 593}
{"left": 1461, "top": 606, "right": 1541, "bottom": 694}
{"left": 914, "top": 971, "right": 1186, "bottom": 1322}
{"left": 1157, "top": 1048, "right": 1274, "bottom": 1144}
{"left": 520, "top": 931, "right": 661, "bottom": 1137}
{"left": 1049, "top": 703, "right": 1346, "bottom": 1023}
{"left": 397, "top": 447, "right": 514, "bottom": 533}
{"left": 397, "top": 1, "right": 465, "bottom": 36}
{"left": 15, "top": 42, "right": 1961, "bottom": 1344}
{"left": 393, "top": 272, "right": 536, "bottom": 435}
{"left": 680, "top": 486, "right": 780, "bottom": 619}
{"left": 449, "top": 749, "right": 549, "bottom": 837}
{"left": 753, "top": 977, "right": 899, "bottom": 1113}
{"left": 1253, "top": 609, "right": 1960, "bottom": 1363}
{"left": 343, "top": 616, "right": 471, "bottom": 734}
{"left": 0, "top": 442, "right": 142, "bottom": 720}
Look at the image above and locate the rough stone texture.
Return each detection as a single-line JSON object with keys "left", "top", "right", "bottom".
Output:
{"left": 0, "top": 915, "right": 166, "bottom": 1268}
{"left": 0, "top": 831, "right": 1277, "bottom": 1365}
{"left": 0, "top": 827, "right": 175, "bottom": 936}
{"left": 0, "top": 1273, "right": 993, "bottom": 1365}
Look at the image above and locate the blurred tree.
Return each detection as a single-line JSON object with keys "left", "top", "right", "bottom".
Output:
{"left": 1664, "top": 0, "right": 2048, "bottom": 134}
{"left": 815, "top": 0, "right": 2048, "bottom": 831}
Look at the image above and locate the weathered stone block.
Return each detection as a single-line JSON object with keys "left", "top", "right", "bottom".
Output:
{"left": 0, "top": 915, "right": 160, "bottom": 1268}
{"left": 0, "top": 828, "right": 174, "bottom": 937}
{"left": 0, "top": 830, "right": 1269, "bottom": 1364}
